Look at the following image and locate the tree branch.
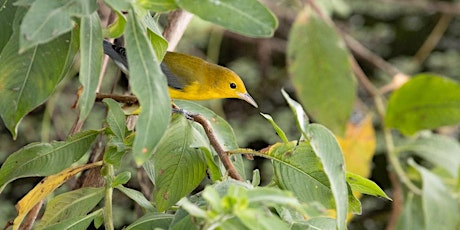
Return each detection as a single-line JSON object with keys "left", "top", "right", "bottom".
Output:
{"left": 190, "top": 113, "right": 243, "bottom": 181}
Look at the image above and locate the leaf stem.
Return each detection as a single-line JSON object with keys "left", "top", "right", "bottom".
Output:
{"left": 104, "top": 164, "right": 115, "bottom": 230}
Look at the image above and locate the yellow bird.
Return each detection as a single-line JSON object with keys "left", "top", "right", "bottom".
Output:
{"left": 102, "top": 40, "right": 258, "bottom": 108}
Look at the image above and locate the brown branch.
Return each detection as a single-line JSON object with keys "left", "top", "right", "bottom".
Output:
{"left": 190, "top": 113, "right": 243, "bottom": 181}
{"left": 96, "top": 93, "right": 138, "bottom": 104}
{"left": 163, "top": 10, "right": 193, "bottom": 51}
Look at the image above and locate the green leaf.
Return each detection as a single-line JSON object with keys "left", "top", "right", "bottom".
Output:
{"left": 257, "top": 141, "right": 359, "bottom": 213}
{"left": 41, "top": 209, "right": 103, "bottom": 230}
{"left": 291, "top": 217, "right": 337, "bottom": 230}
{"left": 144, "top": 14, "right": 168, "bottom": 61}
{"left": 103, "top": 10, "right": 126, "bottom": 38}
{"left": 346, "top": 172, "right": 391, "bottom": 200}
{"left": 305, "top": 124, "right": 348, "bottom": 229}
{"left": 261, "top": 113, "right": 289, "bottom": 143}
{"left": 0, "top": 0, "right": 16, "bottom": 51}
{"left": 0, "top": 8, "right": 76, "bottom": 138}
{"left": 103, "top": 98, "right": 127, "bottom": 139}
{"left": 176, "top": 0, "right": 278, "bottom": 37}
{"left": 36, "top": 187, "right": 104, "bottom": 230}
{"left": 411, "top": 160, "right": 459, "bottom": 230}
{"left": 116, "top": 185, "right": 155, "bottom": 211}
{"left": 281, "top": 89, "right": 310, "bottom": 138}
{"left": 125, "top": 6, "right": 171, "bottom": 165}
{"left": 386, "top": 74, "right": 460, "bottom": 135}
{"left": 103, "top": 144, "right": 126, "bottom": 168}
{"left": 19, "top": 0, "right": 97, "bottom": 51}
{"left": 0, "top": 130, "right": 99, "bottom": 192}
{"left": 287, "top": 8, "right": 356, "bottom": 135}
{"left": 397, "top": 134, "right": 460, "bottom": 178}
{"left": 237, "top": 208, "right": 290, "bottom": 230}
{"left": 153, "top": 114, "right": 208, "bottom": 211}
{"left": 112, "top": 171, "right": 131, "bottom": 186}
{"left": 78, "top": 12, "right": 102, "bottom": 121}
{"left": 124, "top": 213, "right": 174, "bottom": 230}
{"left": 137, "top": 0, "right": 178, "bottom": 12}
{"left": 395, "top": 193, "right": 424, "bottom": 230}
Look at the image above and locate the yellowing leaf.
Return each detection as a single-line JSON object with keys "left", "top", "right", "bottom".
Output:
{"left": 337, "top": 114, "right": 375, "bottom": 179}
{"left": 13, "top": 161, "right": 103, "bottom": 230}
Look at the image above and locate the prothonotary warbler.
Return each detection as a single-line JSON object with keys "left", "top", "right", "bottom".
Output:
{"left": 102, "top": 40, "right": 258, "bottom": 108}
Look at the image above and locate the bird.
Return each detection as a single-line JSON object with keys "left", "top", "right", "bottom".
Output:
{"left": 102, "top": 40, "right": 258, "bottom": 108}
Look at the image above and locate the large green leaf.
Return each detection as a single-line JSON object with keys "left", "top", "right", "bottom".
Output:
{"left": 19, "top": 0, "right": 97, "bottom": 51}
{"left": 411, "top": 161, "right": 459, "bottom": 230}
{"left": 0, "top": 130, "right": 100, "bottom": 192}
{"left": 0, "top": 0, "right": 16, "bottom": 51}
{"left": 176, "top": 0, "right": 277, "bottom": 37}
{"left": 124, "top": 6, "right": 171, "bottom": 165}
{"left": 0, "top": 7, "right": 77, "bottom": 138}
{"left": 386, "top": 74, "right": 460, "bottom": 135}
{"left": 397, "top": 134, "right": 460, "bottom": 178}
{"left": 258, "top": 141, "right": 360, "bottom": 214}
{"left": 78, "top": 12, "right": 102, "bottom": 121}
{"left": 287, "top": 8, "right": 356, "bottom": 135}
{"left": 153, "top": 114, "right": 208, "bottom": 212}
{"left": 37, "top": 187, "right": 104, "bottom": 229}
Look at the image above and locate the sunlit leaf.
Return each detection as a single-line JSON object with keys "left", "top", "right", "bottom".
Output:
{"left": 386, "top": 74, "right": 460, "bottom": 135}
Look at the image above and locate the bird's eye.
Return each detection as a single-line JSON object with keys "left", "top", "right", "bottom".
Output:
{"left": 230, "top": 83, "right": 237, "bottom": 89}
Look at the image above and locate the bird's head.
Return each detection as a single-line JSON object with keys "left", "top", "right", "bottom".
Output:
{"left": 212, "top": 68, "right": 258, "bottom": 108}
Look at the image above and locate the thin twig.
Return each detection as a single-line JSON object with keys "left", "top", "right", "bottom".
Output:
{"left": 96, "top": 93, "right": 138, "bottom": 104}
{"left": 191, "top": 113, "right": 243, "bottom": 181}
{"left": 413, "top": 13, "right": 453, "bottom": 65}
{"left": 343, "top": 34, "right": 401, "bottom": 77}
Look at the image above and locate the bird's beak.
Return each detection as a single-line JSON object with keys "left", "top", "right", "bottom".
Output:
{"left": 238, "top": 92, "right": 258, "bottom": 108}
